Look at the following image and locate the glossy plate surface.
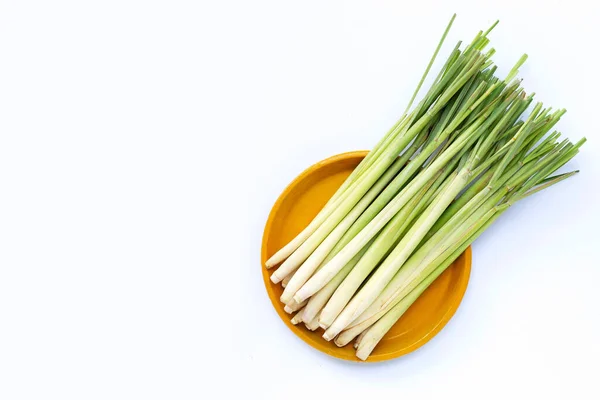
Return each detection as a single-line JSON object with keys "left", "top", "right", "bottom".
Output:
{"left": 261, "top": 151, "right": 471, "bottom": 362}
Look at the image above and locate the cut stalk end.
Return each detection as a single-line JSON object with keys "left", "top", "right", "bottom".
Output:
{"left": 270, "top": 273, "right": 282, "bottom": 284}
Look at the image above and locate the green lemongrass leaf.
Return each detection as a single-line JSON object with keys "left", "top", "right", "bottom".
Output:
{"left": 483, "top": 19, "right": 500, "bottom": 36}
{"left": 523, "top": 130, "right": 561, "bottom": 163}
{"left": 489, "top": 101, "right": 544, "bottom": 185}
{"left": 437, "top": 42, "right": 462, "bottom": 83}
{"left": 430, "top": 53, "right": 487, "bottom": 116}
{"left": 420, "top": 49, "right": 479, "bottom": 117}
{"left": 512, "top": 170, "right": 579, "bottom": 202}
{"left": 503, "top": 140, "right": 572, "bottom": 199}
{"left": 505, "top": 54, "right": 528, "bottom": 82}
{"left": 404, "top": 13, "right": 456, "bottom": 114}
{"left": 513, "top": 137, "right": 585, "bottom": 198}
{"left": 464, "top": 30, "right": 482, "bottom": 52}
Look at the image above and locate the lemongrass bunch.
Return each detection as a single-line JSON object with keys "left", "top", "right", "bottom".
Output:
{"left": 269, "top": 15, "right": 584, "bottom": 360}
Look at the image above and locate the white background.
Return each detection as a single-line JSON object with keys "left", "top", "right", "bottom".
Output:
{"left": 1, "top": 1, "right": 599, "bottom": 399}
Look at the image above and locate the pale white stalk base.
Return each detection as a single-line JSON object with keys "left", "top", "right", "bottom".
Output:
{"left": 284, "top": 298, "right": 307, "bottom": 314}
{"left": 290, "top": 310, "right": 304, "bottom": 325}
{"left": 279, "top": 221, "right": 346, "bottom": 303}
{"left": 355, "top": 318, "right": 394, "bottom": 360}
{"left": 356, "top": 342, "right": 375, "bottom": 360}
{"left": 334, "top": 323, "right": 368, "bottom": 347}
{"left": 318, "top": 317, "right": 332, "bottom": 331}
{"left": 266, "top": 229, "right": 312, "bottom": 268}
{"left": 304, "top": 311, "right": 321, "bottom": 331}
{"left": 355, "top": 291, "right": 416, "bottom": 360}
{"left": 300, "top": 247, "right": 368, "bottom": 324}
{"left": 322, "top": 330, "right": 336, "bottom": 342}
{"left": 285, "top": 224, "right": 349, "bottom": 304}
{"left": 354, "top": 328, "right": 370, "bottom": 349}
{"left": 281, "top": 270, "right": 296, "bottom": 288}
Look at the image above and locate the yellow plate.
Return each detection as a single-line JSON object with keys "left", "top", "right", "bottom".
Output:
{"left": 261, "top": 151, "right": 471, "bottom": 362}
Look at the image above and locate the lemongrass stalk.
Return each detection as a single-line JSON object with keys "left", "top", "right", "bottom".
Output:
{"left": 354, "top": 328, "right": 370, "bottom": 349}
{"left": 284, "top": 299, "right": 308, "bottom": 314}
{"left": 423, "top": 168, "right": 494, "bottom": 242}
{"left": 281, "top": 270, "right": 296, "bottom": 288}
{"left": 332, "top": 109, "right": 433, "bottom": 209}
{"left": 278, "top": 153, "right": 408, "bottom": 299}
{"left": 463, "top": 79, "right": 504, "bottom": 126}
{"left": 318, "top": 160, "right": 458, "bottom": 327}
{"left": 355, "top": 265, "right": 442, "bottom": 359}
{"left": 301, "top": 242, "right": 372, "bottom": 325}
{"left": 318, "top": 185, "right": 433, "bottom": 327}
{"left": 304, "top": 311, "right": 321, "bottom": 331}
{"left": 278, "top": 128, "right": 430, "bottom": 301}
{"left": 355, "top": 208, "right": 505, "bottom": 359}
{"left": 290, "top": 310, "right": 304, "bottom": 325}
{"left": 335, "top": 324, "right": 364, "bottom": 347}
{"left": 326, "top": 118, "right": 404, "bottom": 200}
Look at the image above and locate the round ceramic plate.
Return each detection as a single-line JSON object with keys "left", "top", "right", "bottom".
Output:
{"left": 261, "top": 151, "right": 471, "bottom": 362}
